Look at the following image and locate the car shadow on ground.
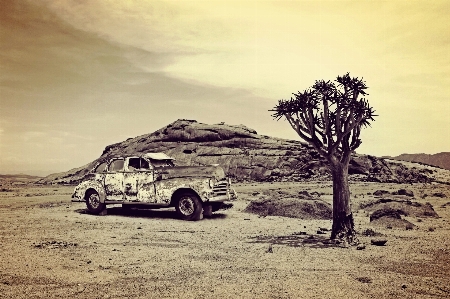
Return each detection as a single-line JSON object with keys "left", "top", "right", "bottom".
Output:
{"left": 248, "top": 233, "right": 342, "bottom": 249}
{"left": 74, "top": 207, "right": 228, "bottom": 220}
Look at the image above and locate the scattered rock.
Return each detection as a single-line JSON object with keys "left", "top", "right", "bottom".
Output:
{"left": 356, "top": 244, "right": 366, "bottom": 250}
{"left": 432, "top": 192, "right": 447, "bottom": 198}
{"left": 33, "top": 240, "right": 78, "bottom": 249}
{"left": 395, "top": 189, "right": 414, "bottom": 197}
{"left": 292, "top": 231, "right": 307, "bottom": 235}
{"left": 373, "top": 190, "right": 390, "bottom": 196}
{"left": 356, "top": 276, "right": 372, "bottom": 283}
{"left": 371, "top": 239, "right": 388, "bottom": 246}
{"left": 361, "top": 228, "right": 381, "bottom": 237}
{"left": 298, "top": 191, "right": 311, "bottom": 198}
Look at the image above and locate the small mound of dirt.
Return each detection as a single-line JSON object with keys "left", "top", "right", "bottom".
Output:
{"left": 361, "top": 199, "right": 438, "bottom": 218}
{"left": 370, "top": 216, "right": 416, "bottom": 229}
{"left": 244, "top": 198, "right": 332, "bottom": 219}
{"left": 370, "top": 208, "right": 406, "bottom": 221}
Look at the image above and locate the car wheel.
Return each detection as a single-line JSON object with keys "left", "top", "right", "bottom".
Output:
{"left": 175, "top": 192, "right": 203, "bottom": 221}
{"left": 86, "top": 190, "right": 106, "bottom": 214}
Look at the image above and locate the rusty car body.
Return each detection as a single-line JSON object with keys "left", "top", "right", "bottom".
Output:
{"left": 72, "top": 152, "right": 237, "bottom": 220}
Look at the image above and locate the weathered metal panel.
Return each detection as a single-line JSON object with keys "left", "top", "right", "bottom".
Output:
{"left": 123, "top": 172, "right": 139, "bottom": 200}
{"left": 153, "top": 177, "right": 210, "bottom": 204}
{"left": 137, "top": 179, "right": 157, "bottom": 203}
{"left": 155, "top": 166, "right": 225, "bottom": 180}
{"left": 72, "top": 176, "right": 106, "bottom": 202}
{"left": 104, "top": 172, "right": 124, "bottom": 201}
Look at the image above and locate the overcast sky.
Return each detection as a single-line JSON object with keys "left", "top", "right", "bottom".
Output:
{"left": 1, "top": 0, "right": 449, "bottom": 176}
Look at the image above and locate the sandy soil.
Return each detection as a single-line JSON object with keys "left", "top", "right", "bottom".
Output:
{"left": 0, "top": 181, "right": 449, "bottom": 298}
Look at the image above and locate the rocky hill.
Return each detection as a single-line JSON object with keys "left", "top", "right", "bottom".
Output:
{"left": 38, "top": 119, "right": 443, "bottom": 185}
{"left": 388, "top": 153, "right": 450, "bottom": 170}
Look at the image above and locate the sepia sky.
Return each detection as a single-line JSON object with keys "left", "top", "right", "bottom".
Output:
{"left": 1, "top": 0, "right": 449, "bottom": 176}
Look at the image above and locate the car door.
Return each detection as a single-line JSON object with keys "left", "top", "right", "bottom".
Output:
{"left": 136, "top": 158, "right": 158, "bottom": 203}
{"left": 123, "top": 157, "right": 140, "bottom": 202}
{"left": 104, "top": 158, "right": 125, "bottom": 201}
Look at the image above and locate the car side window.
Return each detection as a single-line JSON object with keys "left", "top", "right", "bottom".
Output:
{"left": 140, "top": 158, "right": 150, "bottom": 170}
{"left": 128, "top": 157, "right": 140, "bottom": 171}
{"left": 94, "top": 162, "right": 107, "bottom": 173}
{"left": 109, "top": 159, "right": 124, "bottom": 172}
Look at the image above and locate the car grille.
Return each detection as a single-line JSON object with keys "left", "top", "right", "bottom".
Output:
{"left": 212, "top": 181, "right": 228, "bottom": 196}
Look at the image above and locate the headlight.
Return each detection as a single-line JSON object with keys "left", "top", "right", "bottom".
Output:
{"left": 209, "top": 178, "right": 216, "bottom": 188}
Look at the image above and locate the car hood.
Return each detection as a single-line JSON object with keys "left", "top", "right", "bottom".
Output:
{"left": 156, "top": 165, "right": 226, "bottom": 180}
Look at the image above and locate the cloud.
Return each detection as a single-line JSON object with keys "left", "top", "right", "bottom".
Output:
{"left": 1, "top": 0, "right": 450, "bottom": 176}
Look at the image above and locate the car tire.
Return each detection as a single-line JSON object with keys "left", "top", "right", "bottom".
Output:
{"left": 86, "top": 190, "right": 106, "bottom": 214}
{"left": 175, "top": 192, "right": 203, "bottom": 221}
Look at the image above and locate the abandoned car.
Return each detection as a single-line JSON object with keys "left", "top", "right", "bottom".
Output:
{"left": 72, "top": 152, "right": 237, "bottom": 220}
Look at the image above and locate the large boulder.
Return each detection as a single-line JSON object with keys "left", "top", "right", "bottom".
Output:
{"left": 38, "top": 119, "right": 445, "bottom": 184}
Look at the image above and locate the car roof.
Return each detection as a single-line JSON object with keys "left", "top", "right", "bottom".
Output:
{"left": 142, "top": 152, "right": 175, "bottom": 160}
{"left": 104, "top": 152, "right": 175, "bottom": 161}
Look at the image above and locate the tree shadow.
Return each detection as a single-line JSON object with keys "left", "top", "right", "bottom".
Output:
{"left": 74, "top": 207, "right": 228, "bottom": 220}
{"left": 248, "top": 232, "right": 343, "bottom": 249}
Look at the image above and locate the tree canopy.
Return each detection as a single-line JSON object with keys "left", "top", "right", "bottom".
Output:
{"left": 272, "top": 73, "right": 376, "bottom": 164}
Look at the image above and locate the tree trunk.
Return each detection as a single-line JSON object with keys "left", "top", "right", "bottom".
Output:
{"left": 330, "top": 162, "right": 356, "bottom": 243}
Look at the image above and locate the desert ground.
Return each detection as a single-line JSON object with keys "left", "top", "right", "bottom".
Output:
{"left": 0, "top": 181, "right": 449, "bottom": 299}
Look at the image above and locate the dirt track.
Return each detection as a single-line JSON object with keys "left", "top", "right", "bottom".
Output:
{"left": 0, "top": 182, "right": 449, "bottom": 298}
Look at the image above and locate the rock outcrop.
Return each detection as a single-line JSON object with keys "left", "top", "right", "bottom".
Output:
{"left": 38, "top": 119, "right": 442, "bottom": 185}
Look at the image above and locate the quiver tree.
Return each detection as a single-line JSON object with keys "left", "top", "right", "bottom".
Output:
{"left": 271, "top": 73, "right": 376, "bottom": 244}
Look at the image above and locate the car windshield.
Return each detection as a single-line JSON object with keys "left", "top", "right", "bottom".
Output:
{"left": 109, "top": 159, "right": 124, "bottom": 171}
{"left": 94, "top": 162, "right": 107, "bottom": 173}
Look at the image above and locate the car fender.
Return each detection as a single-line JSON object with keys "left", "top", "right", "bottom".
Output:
{"left": 72, "top": 179, "right": 106, "bottom": 203}
{"left": 154, "top": 177, "right": 211, "bottom": 204}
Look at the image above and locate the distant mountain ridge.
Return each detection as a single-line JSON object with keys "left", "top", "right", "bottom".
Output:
{"left": 388, "top": 153, "right": 450, "bottom": 170}
{"left": 0, "top": 174, "right": 42, "bottom": 185}
{"left": 38, "top": 119, "right": 446, "bottom": 185}
{"left": 0, "top": 174, "right": 42, "bottom": 179}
